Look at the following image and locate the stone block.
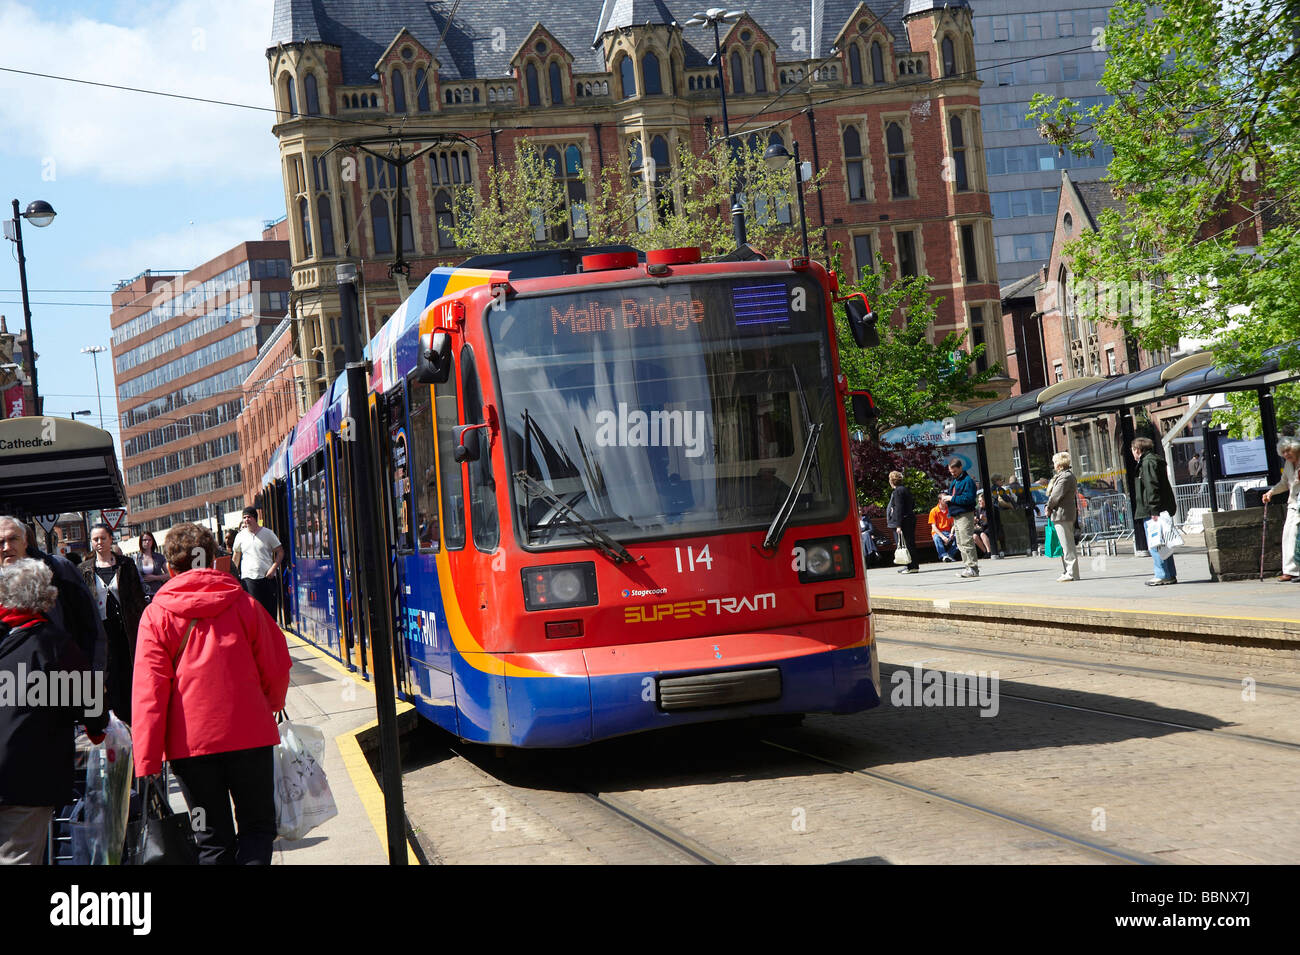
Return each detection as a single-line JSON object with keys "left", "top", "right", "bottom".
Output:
{"left": 1203, "top": 501, "right": 1286, "bottom": 581}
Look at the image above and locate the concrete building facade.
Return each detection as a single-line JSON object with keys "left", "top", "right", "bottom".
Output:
{"left": 110, "top": 241, "right": 291, "bottom": 536}
{"left": 268, "top": 0, "right": 1009, "bottom": 408}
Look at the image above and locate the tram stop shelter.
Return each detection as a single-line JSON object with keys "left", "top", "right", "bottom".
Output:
{"left": 949, "top": 344, "right": 1299, "bottom": 563}
{"left": 0, "top": 416, "right": 125, "bottom": 518}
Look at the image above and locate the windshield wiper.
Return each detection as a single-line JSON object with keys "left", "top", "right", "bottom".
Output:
{"left": 761, "top": 409, "right": 826, "bottom": 553}
{"left": 514, "top": 471, "right": 635, "bottom": 564}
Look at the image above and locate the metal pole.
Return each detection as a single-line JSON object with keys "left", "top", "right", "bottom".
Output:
{"left": 11, "top": 200, "right": 38, "bottom": 414}
{"left": 1016, "top": 425, "right": 1036, "bottom": 554}
{"left": 975, "top": 430, "right": 1001, "bottom": 557}
{"left": 711, "top": 19, "right": 747, "bottom": 250}
{"left": 1119, "top": 409, "right": 1149, "bottom": 547}
{"left": 1259, "top": 387, "right": 1281, "bottom": 486}
{"left": 793, "top": 141, "right": 810, "bottom": 260}
{"left": 337, "top": 263, "right": 407, "bottom": 865}
{"left": 804, "top": 110, "right": 830, "bottom": 263}
{"left": 86, "top": 348, "right": 105, "bottom": 429}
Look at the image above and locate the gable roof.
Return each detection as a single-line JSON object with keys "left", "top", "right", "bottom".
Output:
{"left": 269, "top": 0, "right": 913, "bottom": 84}
{"left": 1073, "top": 178, "right": 1127, "bottom": 231}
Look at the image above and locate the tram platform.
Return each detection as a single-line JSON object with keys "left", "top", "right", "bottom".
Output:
{"left": 865, "top": 539, "right": 1299, "bottom": 666}
{"left": 268, "top": 631, "right": 417, "bottom": 864}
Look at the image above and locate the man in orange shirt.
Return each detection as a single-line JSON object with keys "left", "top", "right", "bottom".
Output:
{"left": 928, "top": 500, "right": 959, "bottom": 562}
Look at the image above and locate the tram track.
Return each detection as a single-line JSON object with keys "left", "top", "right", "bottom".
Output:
{"left": 758, "top": 738, "right": 1163, "bottom": 865}
{"left": 876, "top": 657, "right": 1300, "bottom": 753}
{"left": 882, "top": 635, "right": 1300, "bottom": 695}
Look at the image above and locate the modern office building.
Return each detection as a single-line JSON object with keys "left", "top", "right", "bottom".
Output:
{"left": 970, "top": 1, "right": 1114, "bottom": 282}
{"left": 110, "top": 237, "right": 291, "bottom": 536}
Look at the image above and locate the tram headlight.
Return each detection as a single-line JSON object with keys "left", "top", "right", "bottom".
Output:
{"left": 794, "top": 535, "right": 855, "bottom": 584}
{"left": 521, "top": 562, "right": 598, "bottom": 611}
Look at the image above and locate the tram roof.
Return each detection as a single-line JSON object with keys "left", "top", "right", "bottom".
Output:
{"left": 0, "top": 416, "right": 125, "bottom": 516}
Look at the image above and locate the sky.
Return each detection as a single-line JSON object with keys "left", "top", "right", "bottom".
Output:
{"left": 0, "top": 0, "right": 285, "bottom": 449}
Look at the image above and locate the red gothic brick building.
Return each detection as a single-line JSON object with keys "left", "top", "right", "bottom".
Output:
{"left": 268, "top": 0, "right": 1007, "bottom": 408}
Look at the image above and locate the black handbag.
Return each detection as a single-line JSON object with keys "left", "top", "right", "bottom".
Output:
{"left": 135, "top": 775, "right": 198, "bottom": 865}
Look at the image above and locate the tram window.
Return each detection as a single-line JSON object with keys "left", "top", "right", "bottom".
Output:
{"left": 435, "top": 352, "right": 466, "bottom": 549}
{"left": 334, "top": 441, "right": 353, "bottom": 569}
{"left": 291, "top": 465, "right": 306, "bottom": 557}
{"left": 313, "top": 451, "right": 329, "bottom": 558}
{"left": 407, "top": 379, "right": 440, "bottom": 552}
{"left": 461, "top": 345, "right": 499, "bottom": 552}
{"left": 388, "top": 390, "right": 415, "bottom": 554}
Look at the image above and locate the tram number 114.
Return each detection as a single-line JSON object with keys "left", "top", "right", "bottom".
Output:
{"left": 674, "top": 545, "right": 713, "bottom": 573}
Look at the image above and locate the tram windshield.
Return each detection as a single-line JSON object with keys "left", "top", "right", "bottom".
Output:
{"left": 489, "top": 274, "right": 848, "bottom": 547}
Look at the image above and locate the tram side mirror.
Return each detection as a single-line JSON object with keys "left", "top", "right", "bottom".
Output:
{"left": 453, "top": 424, "right": 480, "bottom": 463}
{"left": 417, "top": 331, "right": 453, "bottom": 384}
{"left": 851, "top": 391, "right": 878, "bottom": 427}
{"left": 838, "top": 293, "right": 879, "bottom": 348}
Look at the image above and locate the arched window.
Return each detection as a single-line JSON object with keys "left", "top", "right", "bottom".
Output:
{"left": 281, "top": 73, "right": 297, "bottom": 117}
{"left": 730, "top": 50, "right": 745, "bottom": 94}
{"left": 942, "top": 36, "right": 957, "bottom": 77}
{"left": 549, "top": 62, "right": 564, "bottom": 104}
{"left": 752, "top": 50, "right": 767, "bottom": 93}
{"left": 297, "top": 197, "right": 313, "bottom": 257}
{"left": 415, "top": 69, "right": 430, "bottom": 111}
{"left": 317, "top": 195, "right": 335, "bottom": 257}
{"left": 371, "top": 195, "right": 392, "bottom": 254}
{"left": 619, "top": 55, "right": 636, "bottom": 98}
{"left": 848, "top": 45, "right": 864, "bottom": 85}
{"left": 650, "top": 135, "right": 672, "bottom": 217}
{"left": 843, "top": 126, "right": 866, "bottom": 200}
{"left": 887, "top": 122, "right": 908, "bottom": 197}
{"left": 949, "top": 115, "right": 969, "bottom": 191}
{"left": 435, "top": 190, "right": 455, "bottom": 249}
{"left": 689, "top": 76, "right": 696, "bottom": 91}
{"left": 304, "top": 73, "right": 320, "bottom": 115}
{"left": 473, "top": 88, "right": 480, "bottom": 102}
{"left": 871, "top": 42, "right": 885, "bottom": 84}
{"left": 643, "top": 51, "right": 662, "bottom": 95}
{"left": 391, "top": 69, "right": 407, "bottom": 112}
{"left": 627, "top": 137, "right": 643, "bottom": 174}
{"left": 525, "top": 63, "right": 541, "bottom": 106}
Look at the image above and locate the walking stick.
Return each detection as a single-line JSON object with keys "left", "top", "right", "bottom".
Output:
{"left": 1259, "top": 502, "right": 1269, "bottom": 581}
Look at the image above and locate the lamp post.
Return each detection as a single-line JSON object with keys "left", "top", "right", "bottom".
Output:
{"left": 68, "top": 409, "right": 93, "bottom": 420}
{"left": 763, "top": 140, "right": 812, "bottom": 259}
{"left": 81, "top": 345, "right": 107, "bottom": 429}
{"left": 5, "top": 200, "right": 57, "bottom": 415}
{"left": 686, "top": 8, "right": 747, "bottom": 250}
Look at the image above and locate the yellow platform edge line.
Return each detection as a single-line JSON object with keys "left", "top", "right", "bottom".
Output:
{"left": 283, "top": 629, "right": 421, "bottom": 865}
{"left": 870, "top": 594, "right": 1296, "bottom": 625}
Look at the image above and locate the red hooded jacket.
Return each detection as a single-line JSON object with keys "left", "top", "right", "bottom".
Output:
{"left": 131, "top": 568, "right": 291, "bottom": 777}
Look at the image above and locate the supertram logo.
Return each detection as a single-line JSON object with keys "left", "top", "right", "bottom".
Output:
{"left": 405, "top": 607, "right": 438, "bottom": 647}
{"left": 625, "top": 593, "right": 775, "bottom": 624}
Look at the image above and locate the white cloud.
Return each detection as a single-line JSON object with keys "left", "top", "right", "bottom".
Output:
{"left": 0, "top": 0, "right": 280, "bottom": 185}
{"left": 79, "top": 216, "right": 268, "bottom": 275}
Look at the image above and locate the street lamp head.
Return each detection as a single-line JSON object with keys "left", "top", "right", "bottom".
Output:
{"left": 763, "top": 142, "right": 792, "bottom": 170}
{"left": 70, "top": 409, "right": 92, "bottom": 419}
{"left": 21, "top": 200, "right": 56, "bottom": 228}
{"left": 80, "top": 345, "right": 106, "bottom": 355}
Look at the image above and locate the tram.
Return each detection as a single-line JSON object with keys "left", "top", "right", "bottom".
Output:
{"left": 261, "top": 246, "right": 881, "bottom": 746}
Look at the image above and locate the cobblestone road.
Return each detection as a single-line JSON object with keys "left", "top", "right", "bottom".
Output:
{"left": 402, "top": 628, "right": 1300, "bottom": 865}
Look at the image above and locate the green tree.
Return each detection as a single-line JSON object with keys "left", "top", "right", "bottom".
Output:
{"left": 447, "top": 136, "right": 822, "bottom": 259}
{"left": 835, "top": 253, "right": 1001, "bottom": 442}
{"left": 1028, "top": 0, "right": 1300, "bottom": 436}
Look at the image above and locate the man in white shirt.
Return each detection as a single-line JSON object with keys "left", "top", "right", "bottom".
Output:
{"left": 232, "top": 506, "right": 284, "bottom": 620}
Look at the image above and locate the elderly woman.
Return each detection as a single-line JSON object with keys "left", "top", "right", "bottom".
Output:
{"left": 1262, "top": 436, "right": 1300, "bottom": 581}
{"left": 1046, "top": 451, "right": 1080, "bottom": 581}
{"left": 81, "top": 524, "right": 147, "bottom": 724}
{"left": 132, "top": 523, "right": 291, "bottom": 865}
{"left": 0, "top": 559, "right": 108, "bottom": 864}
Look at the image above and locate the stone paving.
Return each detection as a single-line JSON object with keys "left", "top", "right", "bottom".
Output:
{"left": 401, "top": 620, "right": 1300, "bottom": 865}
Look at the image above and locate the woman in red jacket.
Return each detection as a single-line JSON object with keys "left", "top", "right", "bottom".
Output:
{"left": 131, "top": 523, "right": 291, "bottom": 865}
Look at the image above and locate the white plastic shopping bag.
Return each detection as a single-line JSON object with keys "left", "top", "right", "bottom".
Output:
{"left": 72, "top": 713, "right": 134, "bottom": 864}
{"left": 1157, "top": 511, "right": 1184, "bottom": 549}
{"left": 274, "top": 720, "right": 338, "bottom": 841}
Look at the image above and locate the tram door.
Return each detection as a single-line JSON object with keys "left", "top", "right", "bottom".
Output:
{"left": 262, "top": 478, "right": 291, "bottom": 627}
{"left": 374, "top": 388, "right": 414, "bottom": 699}
{"left": 325, "top": 431, "right": 357, "bottom": 670}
